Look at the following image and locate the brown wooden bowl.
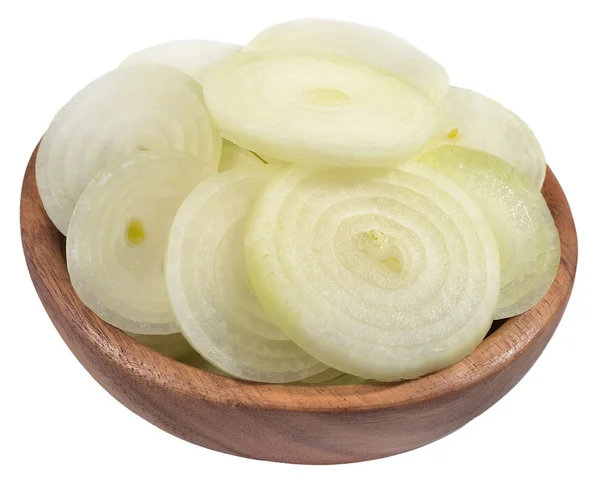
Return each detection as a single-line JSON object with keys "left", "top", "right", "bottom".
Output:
{"left": 21, "top": 144, "right": 577, "bottom": 464}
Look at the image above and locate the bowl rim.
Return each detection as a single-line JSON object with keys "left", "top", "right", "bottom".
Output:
{"left": 21, "top": 143, "right": 578, "bottom": 413}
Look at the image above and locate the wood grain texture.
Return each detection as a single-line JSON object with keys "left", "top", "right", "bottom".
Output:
{"left": 21, "top": 144, "right": 577, "bottom": 464}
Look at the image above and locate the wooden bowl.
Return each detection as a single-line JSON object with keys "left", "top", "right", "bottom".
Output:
{"left": 21, "top": 144, "right": 577, "bottom": 464}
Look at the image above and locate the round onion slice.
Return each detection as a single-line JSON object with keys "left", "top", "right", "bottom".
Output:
{"left": 166, "top": 167, "right": 327, "bottom": 383}
{"left": 245, "top": 18, "right": 449, "bottom": 104}
{"left": 417, "top": 146, "right": 560, "bottom": 318}
{"left": 219, "top": 140, "right": 265, "bottom": 172}
{"left": 37, "top": 65, "right": 221, "bottom": 234}
{"left": 245, "top": 164, "right": 500, "bottom": 380}
{"left": 126, "top": 332, "right": 195, "bottom": 360}
{"left": 120, "top": 40, "right": 240, "bottom": 83}
{"left": 203, "top": 50, "right": 437, "bottom": 167}
{"left": 67, "top": 150, "right": 214, "bottom": 334}
{"left": 428, "top": 86, "right": 546, "bottom": 190}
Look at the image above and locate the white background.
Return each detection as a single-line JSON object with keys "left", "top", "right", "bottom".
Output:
{"left": 1, "top": 1, "right": 598, "bottom": 483}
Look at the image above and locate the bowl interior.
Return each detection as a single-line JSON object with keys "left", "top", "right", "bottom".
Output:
{"left": 21, "top": 146, "right": 577, "bottom": 411}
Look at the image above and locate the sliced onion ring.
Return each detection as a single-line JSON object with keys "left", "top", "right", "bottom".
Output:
{"left": 417, "top": 145, "right": 560, "bottom": 318}
{"left": 245, "top": 163, "right": 500, "bottom": 380}
{"left": 203, "top": 50, "right": 437, "bottom": 167}
{"left": 245, "top": 18, "right": 449, "bottom": 104}
{"left": 37, "top": 65, "right": 220, "bottom": 234}
{"left": 427, "top": 86, "right": 546, "bottom": 190}
{"left": 67, "top": 149, "right": 214, "bottom": 334}
{"left": 120, "top": 39, "right": 240, "bottom": 84}
{"left": 166, "top": 167, "right": 327, "bottom": 383}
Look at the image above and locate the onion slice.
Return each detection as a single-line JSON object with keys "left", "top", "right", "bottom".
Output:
{"left": 166, "top": 167, "right": 327, "bottom": 383}
{"left": 203, "top": 50, "right": 437, "bottom": 167}
{"left": 219, "top": 140, "right": 265, "bottom": 172}
{"left": 417, "top": 146, "right": 560, "bottom": 318}
{"left": 428, "top": 87, "right": 546, "bottom": 190}
{"left": 120, "top": 40, "right": 240, "bottom": 84}
{"left": 245, "top": 18, "right": 449, "bottom": 104}
{"left": 245, "top": 164, "right": 500, "bottom": 380}
{"left": 67, "top": 150, "right": 214, "bottom": 334}
{"left": 37, "top": 65, "right": 220, "bottom": 234}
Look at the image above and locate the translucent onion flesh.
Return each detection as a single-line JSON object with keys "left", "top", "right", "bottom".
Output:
{"left": 417, "top": 145, "right": 560, "bottom": 318}
{"left": 166, "top": 167, "right": 328, "bottom": 383}
{"left": 119, "top": 40, "right": 240, "bottom": 84}
{"left": 245, "top": 18, "right": 449, "bottom": 104}
{"left": 37, "top": 65, "right": 221, "bottom": 234}
{"left": 245, "top": 163, "right": 500, "bottom": 380}
{"left": 427, "top": 86, "right": 546, "bottom": 190}
{"left": 203, "top": 50, "right": 437, "bottom": 167}
{"left": 67, "top": 150, "right": 215, "bottom": 334}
